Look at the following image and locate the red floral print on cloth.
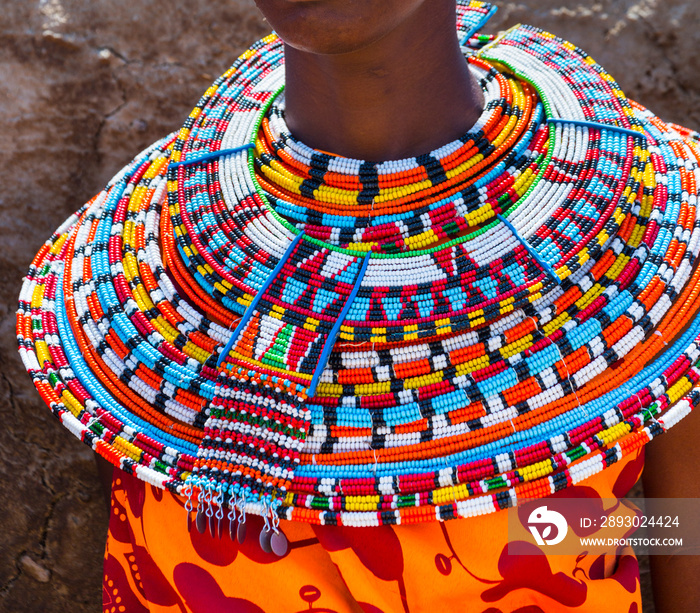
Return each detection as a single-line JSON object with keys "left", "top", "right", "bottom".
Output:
{"left": 104, "top": 448, "right": 645, "bottom": 613}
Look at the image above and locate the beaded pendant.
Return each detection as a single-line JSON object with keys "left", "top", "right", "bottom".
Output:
{"left": 18, "top": 1, "right": 700, "bottom": 528}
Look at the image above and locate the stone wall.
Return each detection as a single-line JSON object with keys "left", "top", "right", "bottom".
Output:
{"left": 2, "top": 1, "right": 697, "bottom": 610}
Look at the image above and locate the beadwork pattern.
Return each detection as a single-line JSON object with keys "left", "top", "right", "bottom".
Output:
{"left": 17, "top": 1, "right": 700, "bottom": 527}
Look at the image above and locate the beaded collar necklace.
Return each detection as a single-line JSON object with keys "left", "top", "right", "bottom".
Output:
{"left": 18, "top": 1, "right": 700, "bottom": 541}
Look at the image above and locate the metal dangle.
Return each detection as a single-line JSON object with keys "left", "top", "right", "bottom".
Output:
{"left": 227, "top": 504, "right": 238, "bottom": 542}
{"left": 215, "top": 494, "right": 225, "bottom": 540}
{"left": 259, "top": 526, "right": 273, "bottom": 553}
{"left": 195, "top": 489, "right": 207, "bottom": 535}
{"left": 184, "top": 494, "right": 290, "bottom": 556}
{"left": 184, "top": 485, "right": 194, "bottom": 533}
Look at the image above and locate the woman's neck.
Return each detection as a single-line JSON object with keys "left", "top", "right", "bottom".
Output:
{"left": 283, "top": 2, "right": 484, "bottom": 161}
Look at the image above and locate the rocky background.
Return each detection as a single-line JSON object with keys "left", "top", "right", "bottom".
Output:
{"left": 1, "top": 0, "right": 698, "bottom": 610}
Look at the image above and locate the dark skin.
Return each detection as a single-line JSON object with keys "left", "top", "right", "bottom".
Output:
{"left": 98, "top": 1, "right": 700, "bottom": 609}
{"left": 642, "top": 413, "right": 700, "bottom": 612}
{"left": 259, "top": 0, "right": 484, "bottom": 160}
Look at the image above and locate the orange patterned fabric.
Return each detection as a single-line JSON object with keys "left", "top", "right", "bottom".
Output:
{"left": 103, "top": 447, "right": 645, "bottom": 613}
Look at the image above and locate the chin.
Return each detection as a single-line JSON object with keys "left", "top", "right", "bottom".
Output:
{"left": 254, "top": 0, "right": 426, "bottom": 55}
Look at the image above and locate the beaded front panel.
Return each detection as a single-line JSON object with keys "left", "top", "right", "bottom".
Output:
{"left": 17, "top": 1, "right": 700, "bottom": 527}
{"left": 193, "top": 237, "right": 369, "bottom": 513}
